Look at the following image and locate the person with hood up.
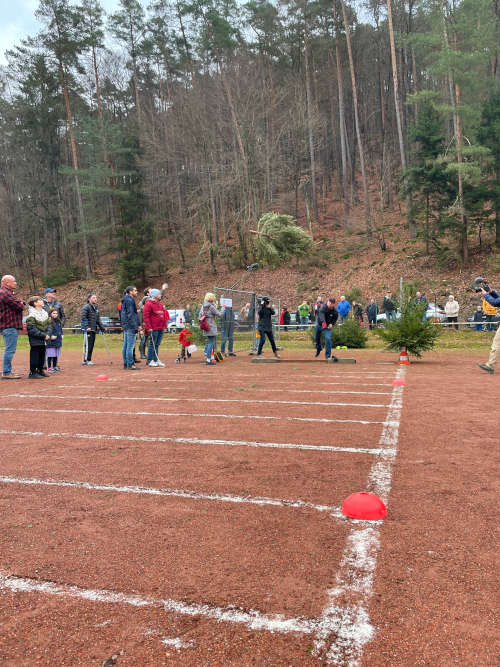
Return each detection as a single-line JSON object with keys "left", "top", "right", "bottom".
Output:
{"left": 143, "top": 288, "right": 169, "bottom": 367}
{"left": 25, "top": 296, "right": 50, "bottom": 378}
{"left": 120, "top": 286, "right": 140, "bottom": 370}
{"left": 81, "top": 293, "right": 106, "bottom": 365}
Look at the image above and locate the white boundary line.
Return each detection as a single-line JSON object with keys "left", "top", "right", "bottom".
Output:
{"left": 0, "top": 572, "right": 323, "bottom": 636}
{"left": 0, "top": 408, "right": 388, "bottom": 425}
{"left": 314, "top": 367, "right": 406, "bottom": 665}
{"left": 55, "top": 381, "right": 394, "bottom": 389}
{"left": 4, "top": 394, "right": 390, "bottom": 408}
{"left": 0, "top": 475, "right": 346, "bottom": 519}
{"left": 0, "top": 429, "right": 396, "bottom": 455}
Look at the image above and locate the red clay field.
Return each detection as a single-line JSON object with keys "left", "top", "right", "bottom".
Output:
{"left": 0, "top": 348, "right": 498, "bottom": 665}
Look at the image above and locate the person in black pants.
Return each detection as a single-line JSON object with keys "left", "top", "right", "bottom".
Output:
{"left": 25, "top": 296, "right": 50, "bottom": 378}
{"left": 257, "top": 298, "right": 280, "bottom": 358}
{"left": 81, "top": 293, "right": 106, "bottom": 365}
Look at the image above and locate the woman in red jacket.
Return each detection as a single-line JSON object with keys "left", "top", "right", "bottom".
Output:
{"left": 143, "top": 289, "right": 169, "bottom": 367}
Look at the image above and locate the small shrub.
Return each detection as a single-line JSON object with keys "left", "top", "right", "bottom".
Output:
{"left": 375, "top": 301, "right": 441, "bottom": 357}
{"left": 346, "top": 287, "right": 363, "bottom": 303}
{"left": 308, "top": 318, "right": 368, "bottom": 349}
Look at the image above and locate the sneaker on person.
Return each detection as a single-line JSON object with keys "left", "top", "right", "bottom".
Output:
{"left": 156, "top": 360, "right": 165, "bottom": 367}
{"left": 478, "top": 363, "right": 494, "bottom": 374}
{"left": 29, "top": 372, "right": 43, "bottom": 379}
{"left": 229, "top": 352, "right": 237, "bottom": 357}
{"left": 86, "top": 361, "right": 95, "bottom": 366}
{"left": 2, "top": 372, "right": 21, "bottom": 379}
{"left": 54, "top": 367, "right": 61, "bottom": 372}
{"left": 148, "top": 360, "right": 159, "bottom": 367}
{"left": 47, "top": 368, "right": 56, "bottom": 373}
{"left": 127, "top": 364, "right": 140, "bottom": 370}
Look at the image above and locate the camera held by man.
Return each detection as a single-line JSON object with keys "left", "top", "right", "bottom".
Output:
{"left": 476, "top": 277, "right": 500, "bottom": 374}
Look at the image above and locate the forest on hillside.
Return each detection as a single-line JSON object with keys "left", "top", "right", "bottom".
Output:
{"left": 0, "top": 0, "right": 499, "bottom": 288}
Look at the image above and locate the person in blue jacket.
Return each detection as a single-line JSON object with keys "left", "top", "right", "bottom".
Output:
{"left": 120, "top": 286, "right": 140, "bottom": 370}
{"left": 337, "top": 295, "right": 351, "bottom": 324}
{"left": 477, "top": 285, "right": 500, "bottom": 373}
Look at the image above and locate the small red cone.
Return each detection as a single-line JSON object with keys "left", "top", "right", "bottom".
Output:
{"left": 398, "top": 346, "right": 410, "bottom": 365}
{"left": 392, "top": 379, "right": 406, "bottom": 386}
{"left": 96, "top": 374, "right": 108, "bottom": 381}
{"left": 341, "top": 492, "right": 387, "bottom": 520}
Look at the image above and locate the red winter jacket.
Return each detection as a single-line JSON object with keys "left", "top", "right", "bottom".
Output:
{"left": 143, "top": 299, "right": 169, "bottom": 331}
{"left": 178, "top": 329, "right": 193, "bottom": 347}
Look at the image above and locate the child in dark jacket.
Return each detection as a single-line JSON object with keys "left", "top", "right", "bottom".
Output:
{"left": 177, "top": 323, "right": 193, "bottom": 363}
{"left": 46, "top": 309, "right": 64, "bottom": 371}
{"left": 25, "top": 296, "right": 50, "bottom": 379}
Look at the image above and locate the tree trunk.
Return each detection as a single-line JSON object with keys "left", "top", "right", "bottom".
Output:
{"left": 340, "top": 0, "right": 372, "bottom": 238}
{"left": 58, "top": 59, "right": 91, "bottom": 278}
{"left": 331, "top": 5, "right": 350, "bottom": 232}
{"left": 303, "top": 11, "right": 319, "bottom": 222}
{"left": 387, "top": 0, "right": 415, "bottom": 239}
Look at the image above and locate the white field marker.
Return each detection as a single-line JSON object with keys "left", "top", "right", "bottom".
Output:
{"left": 0, "top": 429, "right": 396, "bottom": 455}
{"left": 56, "top": 381, "right": 393, "bottom": 390}
{"left": 4, "top": 394, "right": 390, "bottom": 408}
{"left": 0, "top": 572, "right": 323, "bottom": 636}
{"left": 0, "top": 475, "right": 346, "bottom": 520}
{"left": 0, "top": 407, "right": 388, "bottom": 426}
{"left": 314, "top": 368, "right": 406, "bottom": 665}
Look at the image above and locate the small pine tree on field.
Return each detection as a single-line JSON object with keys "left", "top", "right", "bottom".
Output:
{"left": 375, "top": 300, "right": 441, "bottom": 358}
{"left": 255, "top": 213, "right": 314, "bottom": 268}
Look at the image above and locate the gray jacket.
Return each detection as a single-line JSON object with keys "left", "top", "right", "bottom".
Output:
{"left": 201, "top": 301, "right": 221, "bottom": 336}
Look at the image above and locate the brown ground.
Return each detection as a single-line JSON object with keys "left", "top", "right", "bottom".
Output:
{"left": 0, "top": 348, "right": 498, "bottom": 665}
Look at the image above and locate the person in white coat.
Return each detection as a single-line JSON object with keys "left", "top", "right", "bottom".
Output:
{"left": 444, "top": 295, "right": 459, "bottom": 330}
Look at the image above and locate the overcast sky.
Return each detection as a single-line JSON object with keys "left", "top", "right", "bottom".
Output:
{"left": 0, "top": 0, "right": 371, "bottom": 66}
{"left": 0, "top": 0, "right": 119, "bottom": 65}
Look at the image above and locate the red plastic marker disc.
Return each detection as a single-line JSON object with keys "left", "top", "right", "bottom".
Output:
{"left": 392, "top": 379, "right": 406, "bottom": 386}
{"left": 96, "top": 374, "right": 108, "bottom": 381}
{"left": 341, "top": 492, "right": 387, "bottom": 520}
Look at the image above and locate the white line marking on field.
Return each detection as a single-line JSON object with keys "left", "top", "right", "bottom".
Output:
{"left": 161, "top": 637, "right": 194, "bottom": 650}
{"left": 0, "top": 475, "right": 345, "bottom": 519}
{"left": 0, "top": 429, "right": 396, "bottom": 455}
{"left": 56, "top": 380, "right": 394, "bottom": 389}
{"left": 314, "top": 368, "right": 406, "bottom": 665}
{"left": 4, "top": 394, "right": 389, "bottom": 408}
{"left": 0, "top": 408, "right": 387, "bottom": 425}
{"left": 0, "top": 573, "right": 323, "bottom": 635}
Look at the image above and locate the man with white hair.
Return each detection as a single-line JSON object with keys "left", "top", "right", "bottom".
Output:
{"left": 0, "top": 275, "right": 25, "bottom": 379}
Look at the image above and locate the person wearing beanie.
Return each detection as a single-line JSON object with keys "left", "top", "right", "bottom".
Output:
{"left": 143, "top": 288, "right": 169, "bottom": 367}
{"left": 81, "top": 293, "right": 106, "bottom": 365}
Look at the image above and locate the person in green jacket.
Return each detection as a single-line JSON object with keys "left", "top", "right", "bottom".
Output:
{"left": 298, "top": 300, "right": 310, "bottom": 330}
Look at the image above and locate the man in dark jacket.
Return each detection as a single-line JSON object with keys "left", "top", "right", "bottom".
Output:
{"left": 120, "top": 286, "right": 140, "bottom": 370}
{"left": 382, "top": 293, "right": 397, "bottom": 321}
{"left": 317, "top": 298, "right": 339, "bottom": 360}
{"left": 366, "top": 299, "right": 379, "bottom": 330}
{"left": 81, "top": 293, "right": 106, "bottom": 365}
{"left": 43, "top": 288, "right": 66, "bottom": 326}
{"left": 478, "top": 286, "right": 500, "bottom": 373}
{"left": 257, "top": 298, "right": 279, "bottom": 358}
{"left": 221, "top": 302, "right": 236, "bottom": 357}
{"left": 0, "top": 274, "right": 25, "bottom": 379}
